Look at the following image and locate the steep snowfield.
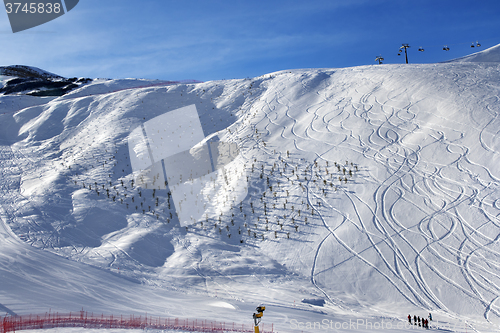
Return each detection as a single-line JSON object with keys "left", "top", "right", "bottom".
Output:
{"left": 1, "top": 47, "right": 500, "bottom": 332}
{"left": 448, "top": 43, "right": 500, "bottom": 63}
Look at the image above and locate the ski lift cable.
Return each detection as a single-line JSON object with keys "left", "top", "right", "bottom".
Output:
{"left": 414, "top": 36, "right": 498, "bottom": 50}
{"left": 377, "top": 37, "right": 496, "bottom": 63}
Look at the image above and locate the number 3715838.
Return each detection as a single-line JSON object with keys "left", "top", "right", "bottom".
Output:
{"left": 5, "top": 2, "right": 61, "bottom": 14}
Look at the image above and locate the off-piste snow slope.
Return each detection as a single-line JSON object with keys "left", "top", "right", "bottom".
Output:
{"left": 1, "top": 45, "right": 500, "bottom": 333}
{"left": 446, "top": 43, "right": 500, "bottom": 63}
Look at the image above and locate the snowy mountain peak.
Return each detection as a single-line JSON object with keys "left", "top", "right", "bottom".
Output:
{"left": 0, "top": 65, "right": 63, "bottom": 79}
{"left": 0, "top": 65, "right": 93, "bottom": 97}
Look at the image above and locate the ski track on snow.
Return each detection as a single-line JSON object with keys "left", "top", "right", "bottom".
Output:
{"left": 250, "top": 68, "right": 500, "bottom": 327}
{"left": 2, "top": 64, "right": 500, "bottom": 331}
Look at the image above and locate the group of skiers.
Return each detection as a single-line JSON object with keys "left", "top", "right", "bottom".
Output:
{"left": 408, "top": 313, "right": 432, "bottom": 329}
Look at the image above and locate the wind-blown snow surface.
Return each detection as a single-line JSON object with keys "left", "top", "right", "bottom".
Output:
{"left": 1, "top": 60, "right": 500, "bottom": 332}
{"left": 448, "top": 43, "right": 500, "bottom": 63}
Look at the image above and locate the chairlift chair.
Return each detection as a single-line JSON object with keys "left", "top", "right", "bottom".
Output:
{"left": 443, "top": 46, "right": 450, "bottom": 51}
{"left": 476, "top": 41, "right": 481, "bottom": 47}
{"left": 418, "top": 47, "right": 424, "bottom": 52}
{"left": 471, "top": 43, "right": 475, "bottom": 48}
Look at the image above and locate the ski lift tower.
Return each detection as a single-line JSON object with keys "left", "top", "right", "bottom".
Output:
{"left": 399, "top": 44, "right": 410, "bottom": 64}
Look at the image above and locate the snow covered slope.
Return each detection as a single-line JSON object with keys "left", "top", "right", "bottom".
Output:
{"left": 1, "top": 61, "right": 500, "bottom": 332}
{"left": 447, "top": 42, "right": 500, "bottom": 63}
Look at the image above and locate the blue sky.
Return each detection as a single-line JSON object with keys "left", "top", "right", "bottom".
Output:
{"left": 1, "top": 0, "right": 499, "bottom": 81}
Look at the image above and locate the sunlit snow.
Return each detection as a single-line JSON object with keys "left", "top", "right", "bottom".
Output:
{"left": 1, "top": 45, "right": 500, "bottom": 332}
